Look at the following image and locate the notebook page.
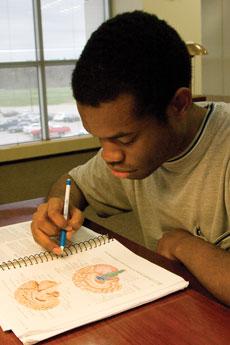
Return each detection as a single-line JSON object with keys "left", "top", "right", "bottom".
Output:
{"left": 0, "top": 221, "right": 100, "bottom": 263}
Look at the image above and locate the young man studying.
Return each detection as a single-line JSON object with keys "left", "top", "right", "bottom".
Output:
{"left": 31, "top": 11, "right": 230, "bottom": 306}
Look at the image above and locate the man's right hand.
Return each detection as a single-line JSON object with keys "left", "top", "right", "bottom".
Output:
{"left": 31, "top": 197, "right": 84, "bottom": 255}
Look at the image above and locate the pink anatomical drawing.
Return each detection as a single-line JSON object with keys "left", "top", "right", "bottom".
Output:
{"left": 72, "top": 264, "right": 125, "bottom": 293}
{"left": 14, "top": 280, "right": 60, "bottom": 310}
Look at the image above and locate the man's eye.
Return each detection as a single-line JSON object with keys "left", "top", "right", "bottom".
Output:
{"left": 118, "top": 137, "right": 135, "bottom": 145}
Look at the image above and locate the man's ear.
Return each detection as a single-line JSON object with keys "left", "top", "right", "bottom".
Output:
{"left": 167, "top": 87, "right": 192, "bottom": 117}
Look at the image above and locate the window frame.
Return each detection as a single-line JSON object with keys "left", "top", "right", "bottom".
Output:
{"left": 0, "top": 0, "right": 110, "bottom": 162}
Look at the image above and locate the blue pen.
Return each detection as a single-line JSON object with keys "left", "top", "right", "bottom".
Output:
{"left": 59, "top": 178, "right": 71, "bottom": 251}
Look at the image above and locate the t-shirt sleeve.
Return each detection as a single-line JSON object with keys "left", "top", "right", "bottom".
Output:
{"left": 221, "top": 159, "right": 230, "bottom": 250}
{"left": 69, "top": 150, "right": 132, "bottom": 217}
{"left": 216, "top": 232, "right": 230, "bottom": 250}
{"left": 216, "top": 157, "right": 230, "bottom": 250}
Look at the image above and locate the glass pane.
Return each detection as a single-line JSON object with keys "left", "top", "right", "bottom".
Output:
{"left": 0, "top": 67, "right": 41, "bottom": 145}
{"left": 41, "top": 0, "right": 105, "bottom": 60}
{"left": 0, "top": 0, "right": 35, "bottom": 62}
{"left": 46, "top": 65, "right": 87, "bottom": 139}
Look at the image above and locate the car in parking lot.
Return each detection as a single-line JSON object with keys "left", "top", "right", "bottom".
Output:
{"left": 8, "top": 124, "right": 24, "bottom": 133}
{"left": 0, "top": 118, "right": 19, "bottom": 131}
{"left": 23, "top": 123, "right": 41, "bottom": 134}
{"left": 30, "top": 124, "right": 71, "bottom": 138}
{"left": 2, "top": 110, "right": 19, "bottom": 118}
{"left": 9, "top": 118, "right": 31, "bottom": 132}
{"left": 53, "top": 113, "right": 80, "bottom": 122}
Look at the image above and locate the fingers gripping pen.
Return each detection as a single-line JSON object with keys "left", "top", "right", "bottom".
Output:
{"left": 59, "top": 178, "right": 71, "bottom": 251}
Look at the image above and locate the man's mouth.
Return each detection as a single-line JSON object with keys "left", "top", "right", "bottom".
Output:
{"left": 110, "top": 168, "right": 137, "bottom": 178}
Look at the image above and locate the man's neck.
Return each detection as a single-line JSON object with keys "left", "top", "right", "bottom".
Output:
{"left": 187, "top": 103, "right": 208, "bottom": 141}
{"left": 168, "top": 103, "right": 208, "bottom": 160}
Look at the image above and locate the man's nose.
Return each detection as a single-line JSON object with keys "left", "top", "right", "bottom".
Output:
{"left": 101, "top": 140, "right": 124, "bottom": 164}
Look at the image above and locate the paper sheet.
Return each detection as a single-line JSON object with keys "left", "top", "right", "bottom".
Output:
{"left": 0, "top": 221, "right": 100, "bottom": 263}
{"left": 0, "top": 239, "right": 188, "bottom": 344}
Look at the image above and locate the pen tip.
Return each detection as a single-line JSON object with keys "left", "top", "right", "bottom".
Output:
{"left": 60, "top": 246, "right": 64, "bottom": 251}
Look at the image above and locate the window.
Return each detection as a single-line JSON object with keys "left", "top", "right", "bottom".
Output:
{"left": 0, "top": 0, "right": 108, "bottom": 146}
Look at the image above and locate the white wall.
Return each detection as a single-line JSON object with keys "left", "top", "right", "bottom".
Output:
{"left": 111, "top": 0, "right": 143, "bottom": 13}
{"left": 202, "top": 0, "right": 230, "bottom": 97}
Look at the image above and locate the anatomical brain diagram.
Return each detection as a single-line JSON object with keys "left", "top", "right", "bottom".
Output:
{"left": 14, "top": 264, "right": 125, "bottom": 311}
{"left": 14, "top": 280, "right": 60, "bottom": 310}
{"left": 73, "top": 264, "right": 125, "bottom": 293}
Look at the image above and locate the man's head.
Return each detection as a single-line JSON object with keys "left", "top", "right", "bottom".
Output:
{"left": 72, "top": 11, "right": 195, "bottom": 179}
{"left": 72, "top": 10, "right": 191, "bottom": 121}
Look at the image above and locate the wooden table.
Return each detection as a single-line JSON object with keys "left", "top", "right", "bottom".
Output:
{"left": 0, "top": 199, "right": 229, "bottom": 345}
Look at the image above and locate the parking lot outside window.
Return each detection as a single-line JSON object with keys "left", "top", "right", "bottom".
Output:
{"left": 0, "top": 0, "right": 108, "bottom": 146}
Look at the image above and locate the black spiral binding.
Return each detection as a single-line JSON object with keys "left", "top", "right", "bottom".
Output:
{"left": 0, "top": 234, "right": 111, "bottom": 271}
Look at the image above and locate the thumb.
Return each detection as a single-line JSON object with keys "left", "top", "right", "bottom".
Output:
{"left": 67, "top": 207, "right": 85, "bottom": 231}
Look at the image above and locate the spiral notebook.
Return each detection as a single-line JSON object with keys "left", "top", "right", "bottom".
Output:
{"left": 0, "top": 221, "right": 100, "bottom": 265}
{"left": 0, "top": 221, "right": 189, "bottom": 345}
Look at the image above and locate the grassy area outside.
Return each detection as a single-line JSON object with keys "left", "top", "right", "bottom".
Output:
{"left": 0, "top": 87, "right": 73, "bottom": 107}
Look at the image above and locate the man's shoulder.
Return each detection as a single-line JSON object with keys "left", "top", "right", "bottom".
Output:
{"left": 197, "top": 101, "right": 230, "bottom": 116}
{"left": 202, "top": 102, "right": 230, "bottom": 136}
{"left": 213, "top": 102, "right": 230, "bottom": 133}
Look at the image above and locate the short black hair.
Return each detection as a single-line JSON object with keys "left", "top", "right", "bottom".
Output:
{"left": 71, "top": 11, "right": 191, "bottom": 121}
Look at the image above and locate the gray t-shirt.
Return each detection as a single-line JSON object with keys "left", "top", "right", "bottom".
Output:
{"left": 69, "top": 102, "right": 230, "bottom": 251}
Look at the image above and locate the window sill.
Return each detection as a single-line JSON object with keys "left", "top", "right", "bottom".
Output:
{"left": 0, "top": 135, "right": 100, "bottom": 163}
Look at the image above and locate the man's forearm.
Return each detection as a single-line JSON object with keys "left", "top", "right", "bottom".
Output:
{"left": 47, "top": 174, "right": 88, "bottom": 211}
{"left": 175, "top": 235, "right": 230, "bottom": 306}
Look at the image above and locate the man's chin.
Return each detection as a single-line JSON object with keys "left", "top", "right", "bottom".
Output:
{"left": 124, "top": 170, "right": 153, "bottom": 180}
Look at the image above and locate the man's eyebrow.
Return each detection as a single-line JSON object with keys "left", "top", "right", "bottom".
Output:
{"left": 104, "top": 132, "right": 134, "bottom": 140}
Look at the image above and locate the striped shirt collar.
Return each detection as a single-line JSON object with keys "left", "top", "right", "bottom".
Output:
{"left": 166, "top": 102, "right": 214, "bottom": 163}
